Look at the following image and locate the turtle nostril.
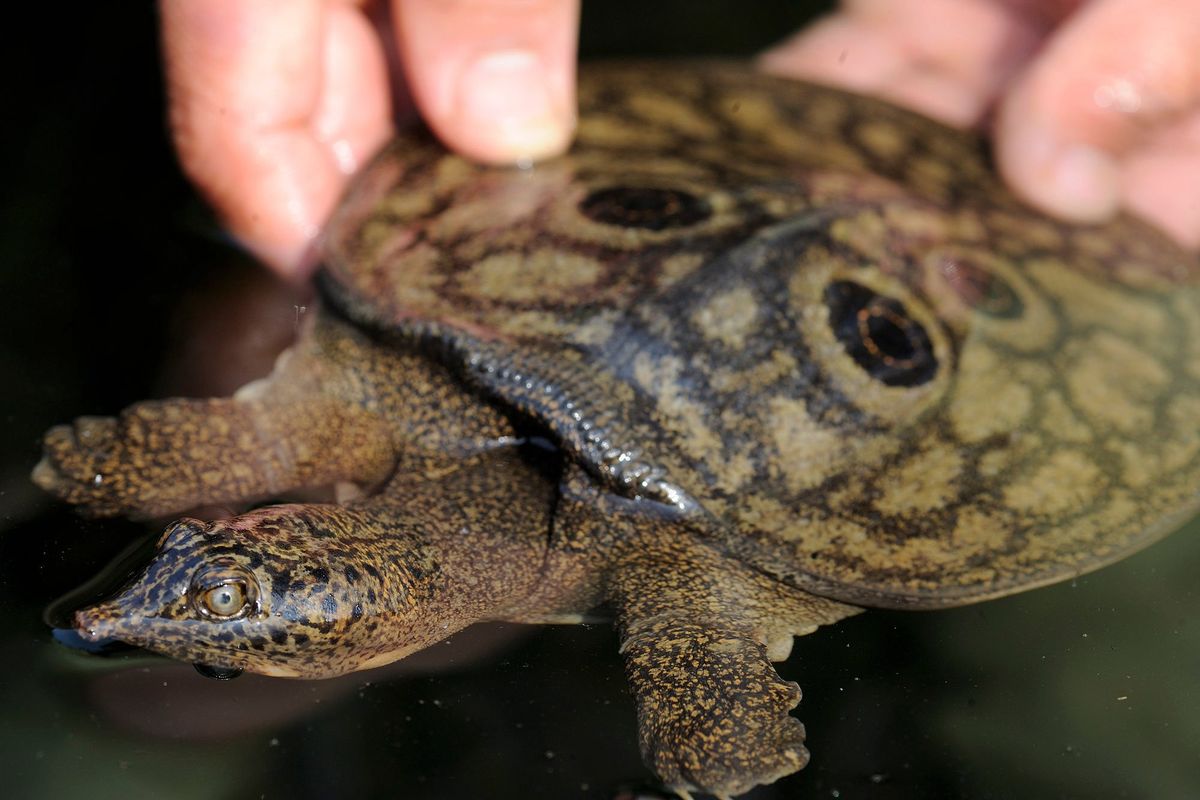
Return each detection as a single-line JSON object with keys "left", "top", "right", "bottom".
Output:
{"left": 73, "top": 605, "right": 117, "bottom": 642}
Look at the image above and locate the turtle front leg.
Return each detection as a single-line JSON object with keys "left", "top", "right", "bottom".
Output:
{"left": 34, "top": 394, "right": 394, "bottom": 519}
{"left": 608, "top": 538, "right": 860, "bottom": 798}
{"left": 33, "top": 314, "right": 402, "bottom": 519}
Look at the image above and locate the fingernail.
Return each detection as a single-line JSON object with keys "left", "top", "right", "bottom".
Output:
{"left": 1007, "top": 121, "right": 1120, "bottom": 221}
{"left": 454, "top": 50, "right": 571, "bottom": 163}
{"left": 1047, "top": 143, "right": 1120, "bottom": 219}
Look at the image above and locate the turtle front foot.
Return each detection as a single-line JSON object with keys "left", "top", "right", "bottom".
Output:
{"left": 622, "top": 619, "right": 810, "bottom": 799}
{"left": 35, "top": 414, "right": 136, "bottom": 517}
{"left": 34, "top": 398, "right": 279, "bottom": 519}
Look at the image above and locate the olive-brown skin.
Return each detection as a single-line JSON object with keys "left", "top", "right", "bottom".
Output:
{"left": 36, "top": 63, "right": 1200, "bottom": 798}
{"left": 76, "top": 445, "right": 555, "bottom": 679}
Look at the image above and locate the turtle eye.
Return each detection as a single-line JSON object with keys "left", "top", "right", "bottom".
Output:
{"left": 190, "top": 560, "right": 260, "bottom": 620}
{"left": 825, "top": 280, "right": 938, "bottom": 387}
{"left": 579, "top": 186, "right": 711, "bottom": 230}
{"left": 202, "top": 582, "right": 246, "bottom": 618}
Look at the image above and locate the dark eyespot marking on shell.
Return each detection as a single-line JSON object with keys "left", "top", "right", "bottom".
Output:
{"left": 939, "top": 256, "right": 1023, "bottom": 318}
{"left": 825, "top": 280, "right": 938, "bottom": 387}
{"left": 578, "top": 186, "right": 711, "bottom": 230}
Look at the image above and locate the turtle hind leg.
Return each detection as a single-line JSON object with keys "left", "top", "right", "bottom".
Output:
{"left": 608, "top": 535, "right": 860, "bottom": 797}
{"left": 622, "top": 616, "right": 809, "bottom": 798}
{"left": 33, "top": 314, "right": 400, "bottom": 519}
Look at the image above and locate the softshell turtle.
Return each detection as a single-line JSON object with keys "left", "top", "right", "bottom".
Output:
{"left": 34, "top": 62, "right": 1200, "bottom": 798}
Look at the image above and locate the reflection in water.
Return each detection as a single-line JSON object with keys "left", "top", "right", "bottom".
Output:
{"left": 192, "top": 664, "right": 244, "bottom": 681}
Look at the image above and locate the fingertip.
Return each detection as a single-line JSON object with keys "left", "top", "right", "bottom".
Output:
{"left": 444, "top": 49, "right": 576, "bottom": 165}
{"left": 216, "top": 152, "right": 339, "bottom": 282}
{"left": 758, "top": 17, "right": 905, "bottom": 94}
{"left": 394, "top": 0, "right": 579, "bottom": 165}
{"left": 1123, "top": 149, "right": 1200, "bottom": 250}
{"left": 996, "top": 89, "right": 1121, "bottom": 223}
{"left": 249, "top": 237, "right": 322, "bottom": 283}
{"left": 992, "top": 0, "right": 1200, "bottom": 231}
{"left": 1049, "top": 144, "right": 1121, "bottom": 220}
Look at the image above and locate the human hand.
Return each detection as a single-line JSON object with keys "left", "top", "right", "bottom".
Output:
{"left": 161, "top": 0, "right": 579, "bottom": 278}
{"left": 761, "top": 0, "right": 1200, "bottom": 249}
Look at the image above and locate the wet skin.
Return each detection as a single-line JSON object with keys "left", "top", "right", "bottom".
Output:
{"left": 37, "top": 63, "right": 1200, "bottom": 798}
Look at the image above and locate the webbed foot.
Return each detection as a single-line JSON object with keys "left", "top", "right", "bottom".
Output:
{"left": 34, "top": 400, "right": 261, "bottom": 518}
{"left": 604, "top": 534, "right": 860, "bottom": 797}
{"left": 34, "top": 392, "right": 395, "bottom": 519}
{"left": 622, "top": 618, "right": 809, "bottom": 798}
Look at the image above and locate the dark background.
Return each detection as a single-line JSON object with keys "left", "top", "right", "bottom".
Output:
{"left": 1, "top": 3, "right": 1197, "bottom": 799}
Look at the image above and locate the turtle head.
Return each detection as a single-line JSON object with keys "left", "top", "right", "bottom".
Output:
{"left": 74, "top": 505, "right": 443, "bottom": 678}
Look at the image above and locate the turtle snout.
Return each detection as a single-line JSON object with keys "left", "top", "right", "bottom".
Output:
{"left": 73, "top": 603, "right": 121, "bottom": 642}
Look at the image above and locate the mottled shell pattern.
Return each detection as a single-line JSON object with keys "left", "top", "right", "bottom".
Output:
{"left": 322, "top": 62, "right": 1200, "bottom": 609}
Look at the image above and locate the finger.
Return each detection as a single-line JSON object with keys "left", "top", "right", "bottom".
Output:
{"left": 392, "top": 0, "right": 579, "bottom": 165}
{"left": 161, "top": 0, "right": 393, "bottom": 277}
{"left": 760, "top": 0, "right": 1047, "bottom": 126}
{"left": 994, "top": 0, "right": 1200, "bottom": 240}
{"left": 1121, "top": 118, "right": 1200, "bottom": 248}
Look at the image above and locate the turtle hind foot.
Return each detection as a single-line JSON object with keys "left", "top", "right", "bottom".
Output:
{"left": 623, "top": 619, "right": 810, "bottom": 798}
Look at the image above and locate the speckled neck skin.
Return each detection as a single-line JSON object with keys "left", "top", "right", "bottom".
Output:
{"left": 76, "top": 445, "right": 558, "bottom": 678}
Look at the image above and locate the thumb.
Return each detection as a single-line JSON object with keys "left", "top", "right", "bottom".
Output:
{"left": 994, "top": 0, "right": 1200, "bottom": 246}
{"left": 392, "top": 0, "right": 579, "bottom": 165}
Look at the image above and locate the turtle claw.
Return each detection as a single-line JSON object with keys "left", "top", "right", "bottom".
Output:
{"left": 622, "top": 621, "right": 811, "bottom": 798}
{"left": 34, "top": 398, "right": 268, "bottom": 519}
{"left": 656, "top": 692, "right": 809, "bottom": 799}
